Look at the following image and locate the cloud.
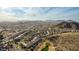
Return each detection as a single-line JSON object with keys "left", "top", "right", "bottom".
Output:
{"left": 0, "top": 7, "right": 79, "bottom": 21}
{"left": 0, "top": 13, "right": 19, "bottom": 22}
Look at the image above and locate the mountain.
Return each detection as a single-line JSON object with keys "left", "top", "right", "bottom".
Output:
{"left": 54, "top": 20, "right": 79, "bottom": 29}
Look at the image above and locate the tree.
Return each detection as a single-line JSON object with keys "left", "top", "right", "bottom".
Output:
{"left": 0, "top": 34, "right": 4, "bottom": 43}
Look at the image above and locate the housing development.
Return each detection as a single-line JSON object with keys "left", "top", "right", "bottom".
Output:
{"left": 0, "top": 20, "right": 79, "bottom": 51}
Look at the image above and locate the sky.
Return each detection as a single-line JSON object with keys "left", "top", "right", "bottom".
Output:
{"left": 0, "top": 7, "right": 79, "bottom": 22}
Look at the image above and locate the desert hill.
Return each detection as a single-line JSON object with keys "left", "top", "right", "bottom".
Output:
{"left": 53, "top": 20, "right": 79, "bottom": 30}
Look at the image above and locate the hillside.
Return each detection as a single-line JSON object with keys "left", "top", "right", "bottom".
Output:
{"left": 36, "top": 33, "right": 79, "bottom": 51}
{"left": 55, "top": 33, "right": 79, "bottom": 51}
{"left": 53, "top": 20, "right": 79, "bottom": 29}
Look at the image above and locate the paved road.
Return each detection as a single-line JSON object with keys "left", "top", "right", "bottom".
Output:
{"left": 25, "top": 36, "right": 42, "bottom": 48}
{"left": 2, "top": 25, "right": 35, "bottom": 44}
